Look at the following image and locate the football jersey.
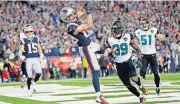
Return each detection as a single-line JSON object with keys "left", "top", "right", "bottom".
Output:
{"left": 67, "top": 21, "right": 91, "bottom": 47}
{"left": 21, "top": 35, "right": 39, "bottom": 58}
{"left": 106, "top": 33, "right": 133, "bottom": 63}
{"left": 135, "top": 27, "right": 157, "bottom": 55}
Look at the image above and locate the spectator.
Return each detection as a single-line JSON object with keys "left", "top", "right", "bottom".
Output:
{"left": 0, "top": 60, "right": 4, "bottom": 82}
{"left": 41, "top": 58, "right": 48, "bottom": 80}
{"left": 99, "top": 55, "right": 108, "bottom": 77}
{"left": 82, "top": 57, "right": 88, "bottom": 78}
{"left": 49, "top": 62, "right": 54, "bottom": 79}
{"left": 2, "top": 67, "right": 10, "bottom": 83}
{"left": 69, "top": 59, "right": 77, "bottom": 78}
{"left": 3, "top": 59, "right": 12, "bottom": 79}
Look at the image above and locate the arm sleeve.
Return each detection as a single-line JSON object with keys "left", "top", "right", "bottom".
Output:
{"left": 105, "top": 38, "right": 111, "bottom": 48}
{"left": 130, "top": 33, "right": 135, "bottom": 40}
{"left": 95, "top": 48, "right": 106, "bottom": 54}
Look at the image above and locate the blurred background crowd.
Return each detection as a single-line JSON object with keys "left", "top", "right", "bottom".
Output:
{"left": 0, "top": 1, "right": 180, "bottom": 83}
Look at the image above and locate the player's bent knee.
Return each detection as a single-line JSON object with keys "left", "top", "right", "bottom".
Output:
{"left": 36, "top": 73, "right": 41, "bottom": 78}
{"left": 27, "top": 78, "right": 32, "bottom": 83}
{"left": 154, "top": 73, "right": 159, "bottom": 77}
{"left": 131, "top": 76, "right": 138, "bottom": 82}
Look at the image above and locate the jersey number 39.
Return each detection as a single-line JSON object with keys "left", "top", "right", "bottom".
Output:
{"left": 27, "top": 43, "right": 38, "bottom": 53}
{"left": 112, "top": 43, "right": 128, "bottom": 56}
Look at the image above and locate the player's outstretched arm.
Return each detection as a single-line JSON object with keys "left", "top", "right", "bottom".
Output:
{"left": 74, "top": 2, "right": 94, "bottom": 35}
{"left": 18, "top": 44, "right": 25, "bottom": 61}
{"left": 18, "top": 45, "right": 24, "bottom": 57}
{"left": 74, "top": 14, "right": 93, "bottom": 35}
{"left": 76, "top": 7, "right": 86, "bottom": 18}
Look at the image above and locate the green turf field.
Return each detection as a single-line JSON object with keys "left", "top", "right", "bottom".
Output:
{"left": 0, "top": 73, "right": 179, "bottom": 104}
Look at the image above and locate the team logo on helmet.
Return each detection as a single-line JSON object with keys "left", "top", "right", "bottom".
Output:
{"left": 124, "top": 37, "right": 127, "bottom": 41}
{"left": 111, "top": 20, "right": 124, "bottom": 38}
{"left": 151, "top": 30, "right": 154, "bottom": 33}
{"left": 62, "top": 9, "right": 68, "bottom": 14}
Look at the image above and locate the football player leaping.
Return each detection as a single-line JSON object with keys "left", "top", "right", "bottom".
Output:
{"left": 135, "top": 18, "right": 168, "bottom": 94}
{"left": 60, "top": 2, "right": 109, "bottom": 104}
{"left": 105, "top": 20, "right": 147, "bottom": 104}
{"left": 19, "top": 24, "right": 44, "bottom": 97}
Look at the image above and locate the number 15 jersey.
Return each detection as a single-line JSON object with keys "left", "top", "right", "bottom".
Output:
{"left": 106, "top": 33, "right": 133, "bottom": 63}
{"left": 21, "top": 35, "right": 39, "bottom": 58}
{"left": 135, "top": 27, "right": 157, "bottom": 55}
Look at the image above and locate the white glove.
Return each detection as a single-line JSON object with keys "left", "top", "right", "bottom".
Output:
{"left": 20, "top": 55, "right": 25, "bottom": 61}
{"left": 39, "top": 54, "right": 44, "bottom": 60}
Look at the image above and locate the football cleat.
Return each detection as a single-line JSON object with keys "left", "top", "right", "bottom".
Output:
{"left": 139, "top": 85, "right": 148, "bottom": 95}
{"left": 32, "top": 81, "right": 37, "bottom": 92}
{"left": 156, "top": 88, "right": 160, "bottom": 95}
{"left": 140, "top": 97, "right": 146, "bottom": 104}
{"left": 27, "top": 90, "right": 32, "bottom": 97}
{"left": 21, "top": 75, "right": 27, "bottom": 89}
{"left": 21, "top": 81, "right": 25, "bottom": 89}
{"left": 96, "top": 95, "right": 109, "bottom": 104}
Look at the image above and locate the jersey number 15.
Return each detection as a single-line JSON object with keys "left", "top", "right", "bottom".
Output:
{"left": 27, "top": 43, "right": 38, "bottom": 53}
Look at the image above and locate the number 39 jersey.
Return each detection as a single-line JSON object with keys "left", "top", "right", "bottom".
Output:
{"left": 135, "top": 27, "right": 157, "bottom": 55}
{"left": 107, "top": 33, "right": 133, "bottom": 63}
{"left": 21, "top": 35, "right": 39, "bottom": 58}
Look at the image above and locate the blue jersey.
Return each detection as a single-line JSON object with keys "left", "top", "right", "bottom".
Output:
{"left": 21, "top": 36, "right": 39, "bottom": 58}
{"left": 67, "top": 21, "right": 91, "bottom": 47}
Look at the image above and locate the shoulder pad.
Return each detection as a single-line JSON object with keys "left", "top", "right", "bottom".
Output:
{"left": 67, "top": 24, "right": 78, "bottom": 34}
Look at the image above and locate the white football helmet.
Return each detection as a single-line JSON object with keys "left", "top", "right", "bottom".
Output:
{"left": 60, "top": 7, "right": 77, "bottom": 22}
{"left": 140, "top": 18, "right": 150, "bottom": 31}
{"left": 23, "top": 24, "right": 34, "bottom": 39}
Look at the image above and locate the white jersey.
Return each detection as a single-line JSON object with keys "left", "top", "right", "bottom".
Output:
{"left": 107, "top": 33, "right": 133, "bottom": 63}
{"left": 135, "top": 27, "right": 157, "bottom": 55}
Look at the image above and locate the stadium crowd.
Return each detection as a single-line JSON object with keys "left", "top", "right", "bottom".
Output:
{"left": 0, "top": 1, "right": 179, "bottom": 83}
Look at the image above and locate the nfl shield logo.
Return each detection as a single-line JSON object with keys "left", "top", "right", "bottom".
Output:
{"left": 151, "top": 30, "right": 154, "bottom": 33}
{"left": 124, "top": 37, "right": 127, "bottom": 41}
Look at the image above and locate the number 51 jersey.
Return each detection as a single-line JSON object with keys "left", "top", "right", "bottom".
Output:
{"left": 135, "top": 27, "right": 157, "bottom": 55}
{"left": 21, "top": 35, "right": 39, "bottom": 58}
{"left": 107, "top": 33, "right": 133, "bottom": 63}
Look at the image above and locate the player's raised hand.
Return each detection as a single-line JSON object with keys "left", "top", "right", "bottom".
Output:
{"left": 20, "top": 55, "right": 25, "bottom": 61}
{"left": 83, "top": 1, "right": 95, "bottom": 15}
{"left": 39, "top": 54, "right": 44, "bottom": 60}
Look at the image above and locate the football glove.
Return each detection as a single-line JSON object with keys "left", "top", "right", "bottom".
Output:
{"left": 83, "top": 1, "right": 95, "bottom": 15}
{"left": 39, "top": 54, "right": 44, "bottom": 60}
{"left": 20, "top": 55, "right": 26, "bottom": 61}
